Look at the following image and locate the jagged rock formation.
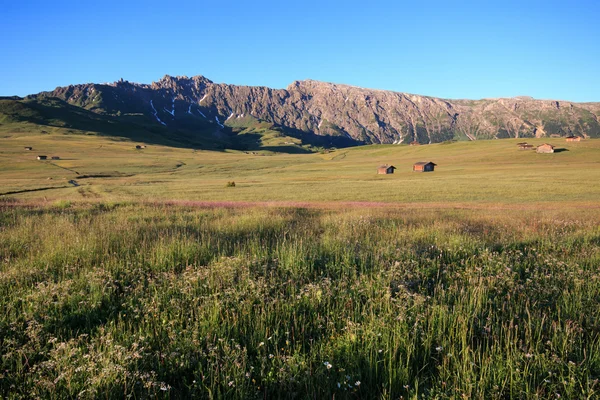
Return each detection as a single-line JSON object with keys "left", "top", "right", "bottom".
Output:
{"left": 32, "top": 75, "right": 600, "bottom": 144}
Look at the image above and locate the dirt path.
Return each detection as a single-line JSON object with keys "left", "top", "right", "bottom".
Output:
{"left": 0, "top": 186, "right": 70, "bottom": 196}
{"left": 47, "top": 161, "right": 80, "bottom": 175}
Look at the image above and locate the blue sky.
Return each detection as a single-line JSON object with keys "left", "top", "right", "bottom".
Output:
{"left": 1, "top": 0, "right": 599, "bottom": 101}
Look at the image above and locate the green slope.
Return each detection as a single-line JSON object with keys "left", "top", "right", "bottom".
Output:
{"left": 1, "top": 128, "right": 599, "bottom": 205}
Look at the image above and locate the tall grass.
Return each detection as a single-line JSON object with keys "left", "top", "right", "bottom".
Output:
{"left": 1, "top": 203, "right": 599, "bottom": 399}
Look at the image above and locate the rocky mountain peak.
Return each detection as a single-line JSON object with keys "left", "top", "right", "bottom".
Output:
{"left": 32, "top": 75, "right": 600, "bottom": 145}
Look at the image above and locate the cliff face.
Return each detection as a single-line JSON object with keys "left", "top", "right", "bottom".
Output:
{"left": 34, "top": 75, "right": 600, "bottom": 144}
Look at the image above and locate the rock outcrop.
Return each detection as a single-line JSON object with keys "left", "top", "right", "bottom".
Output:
{"left": 33, "top": 75, "right": 600, "bottom": 144}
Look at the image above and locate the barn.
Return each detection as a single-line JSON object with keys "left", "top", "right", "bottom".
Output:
{"left": 536, "top": 144, "right": 555, "bottom": 154}
{"left": 37, "top": 155, "right": 47, "bottom": 160}
{"left": 413, "top": 162, "right": 436, "bottom": 172}
{"left": 377, "top": 165, "right": 396, "bottom": 174}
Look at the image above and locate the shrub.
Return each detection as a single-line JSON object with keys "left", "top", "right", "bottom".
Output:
{"left": 52, "top": 199, "right": 71, "bottom": 209}
{"left": 226, "top": 181, "right": 236, "bottom": 187}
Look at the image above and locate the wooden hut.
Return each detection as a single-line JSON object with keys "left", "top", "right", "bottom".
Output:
{"left": 413, "top": 162, "right": 436, "bottom": 172}
{"left": 536, "top": 144, "right": 555, "bottom": 154}
{"left": 24, "top": 146, "right": 32, "bottom": 151}
{"left": 51, "top": 156, "right": 60, "bottom": 160}
{"left": 565, "top": 136, "right": 581, "bottom": 142}
{"left": 377, "top": 165, "right": 396, "bottom": 174}
{"left": 37, "top": 155, "right": 47, "bottom": 160}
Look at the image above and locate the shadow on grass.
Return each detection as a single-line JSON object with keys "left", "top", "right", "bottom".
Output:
{"left": 4, "top": 97, "right": 365, "bottom": 154}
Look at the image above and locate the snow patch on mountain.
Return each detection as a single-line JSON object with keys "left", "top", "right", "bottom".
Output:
{"left": 150, "top": 100, "right": 166, "bottom": 126}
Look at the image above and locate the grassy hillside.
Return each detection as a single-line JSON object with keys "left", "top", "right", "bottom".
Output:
{"left": 0, "top": 98, "right": 330, "bottom": 155}
{"left": 0, "top": 97, "right": 228, "bottom": 148}
{"left": 1, "top": 131, "right": 599, "bottom": 205}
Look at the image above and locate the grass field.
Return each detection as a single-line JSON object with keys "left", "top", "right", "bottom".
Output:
{"left": 1, "top": 204, "right": 599, "bottom": 399}
{"left": 1, "top": 132, "right": 600, "bottom": 205}
{"left": 1, "top": 131, "right": 600, "bottom": 398}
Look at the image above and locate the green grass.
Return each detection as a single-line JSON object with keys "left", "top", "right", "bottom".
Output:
{"left": 2, "top": 129, "right": 600, "bottom": 398}
{"left": 1, "top": 204, "right": 599, "bottom": 398}
{"left": 1, "top": 132, "right": 599, "bottom": 205}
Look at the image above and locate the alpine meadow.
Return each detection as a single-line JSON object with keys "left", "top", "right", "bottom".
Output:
{"left": 2, "top": 1, "right": 600, "bottom": 398}
{"left": 1, "top": 117, "right": 600, "bottom": 399}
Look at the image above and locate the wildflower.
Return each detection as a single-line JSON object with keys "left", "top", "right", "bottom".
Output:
{"left": 269, "top": 354, "right": 274, "bottom": 359}
{"left": 324, "top": 362, "right": 332, "bottom": 369}
{"left": 435, "top": 346, "right": 443, "bottom": 352}
{"left": 258, "top": 342, "right": 264, "bottom": 347}
{"left": 525, "top": 353, "right": 533, "bottom": 358}
{"left": 337, "top": 382, "right": 341, "bottom": 388}
{"left": 355, "top": 381, "right": 361, "bottom": 386}
{"left": 228, "top": 381, "right": 234, "bottom": 387}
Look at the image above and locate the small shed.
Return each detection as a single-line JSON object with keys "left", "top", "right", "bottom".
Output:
{"left": 24, "top": 146, "right": 32, "bottom": 151}
{"left": 37, "top": 155, "right": 47, "bottom": 160}
{"left": 413, "top": 162, "right": 436, "bottom": 172}
{"left": 377, "top": 165, "right": 396, "bottom": 174}
{"left": 135, "top": 145, "right": 147, "bottom": 149}
{"left": 51, "top": 156, "right": 60, "bottom": 160}
{"left": 536, "top": 144, "right": 555, "bottom": 154}
{"left": 565, "top": 136, "right": 581, "bottom": 142}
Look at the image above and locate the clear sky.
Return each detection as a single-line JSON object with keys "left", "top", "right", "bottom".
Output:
{"left": 1, "top": 0, "right": 599, "bottom": 101}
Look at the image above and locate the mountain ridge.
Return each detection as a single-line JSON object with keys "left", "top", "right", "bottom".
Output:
{"left": 25, "top": 75, "right": 600, "bottom": 145}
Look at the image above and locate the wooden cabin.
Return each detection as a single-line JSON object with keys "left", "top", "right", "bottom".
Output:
{"left": 413, "top": 162, "right": 436, "bottom": 172}
{"left": 536, "top": 144, "right": 555, "bottom": 154}
{"left": 565, "top": 136, "right": 581, "bottom": 142}
{"left": 24, "top": 146, "right": 32, "bottom": 151}
{"left": 37, "top": 155, "right": 47, "bottom": 160}
{"left": 377, "top": 165, "right": 396, "bottom": 174}
{"left": 51, "top": 156, "right": 60, "bottom": 160}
